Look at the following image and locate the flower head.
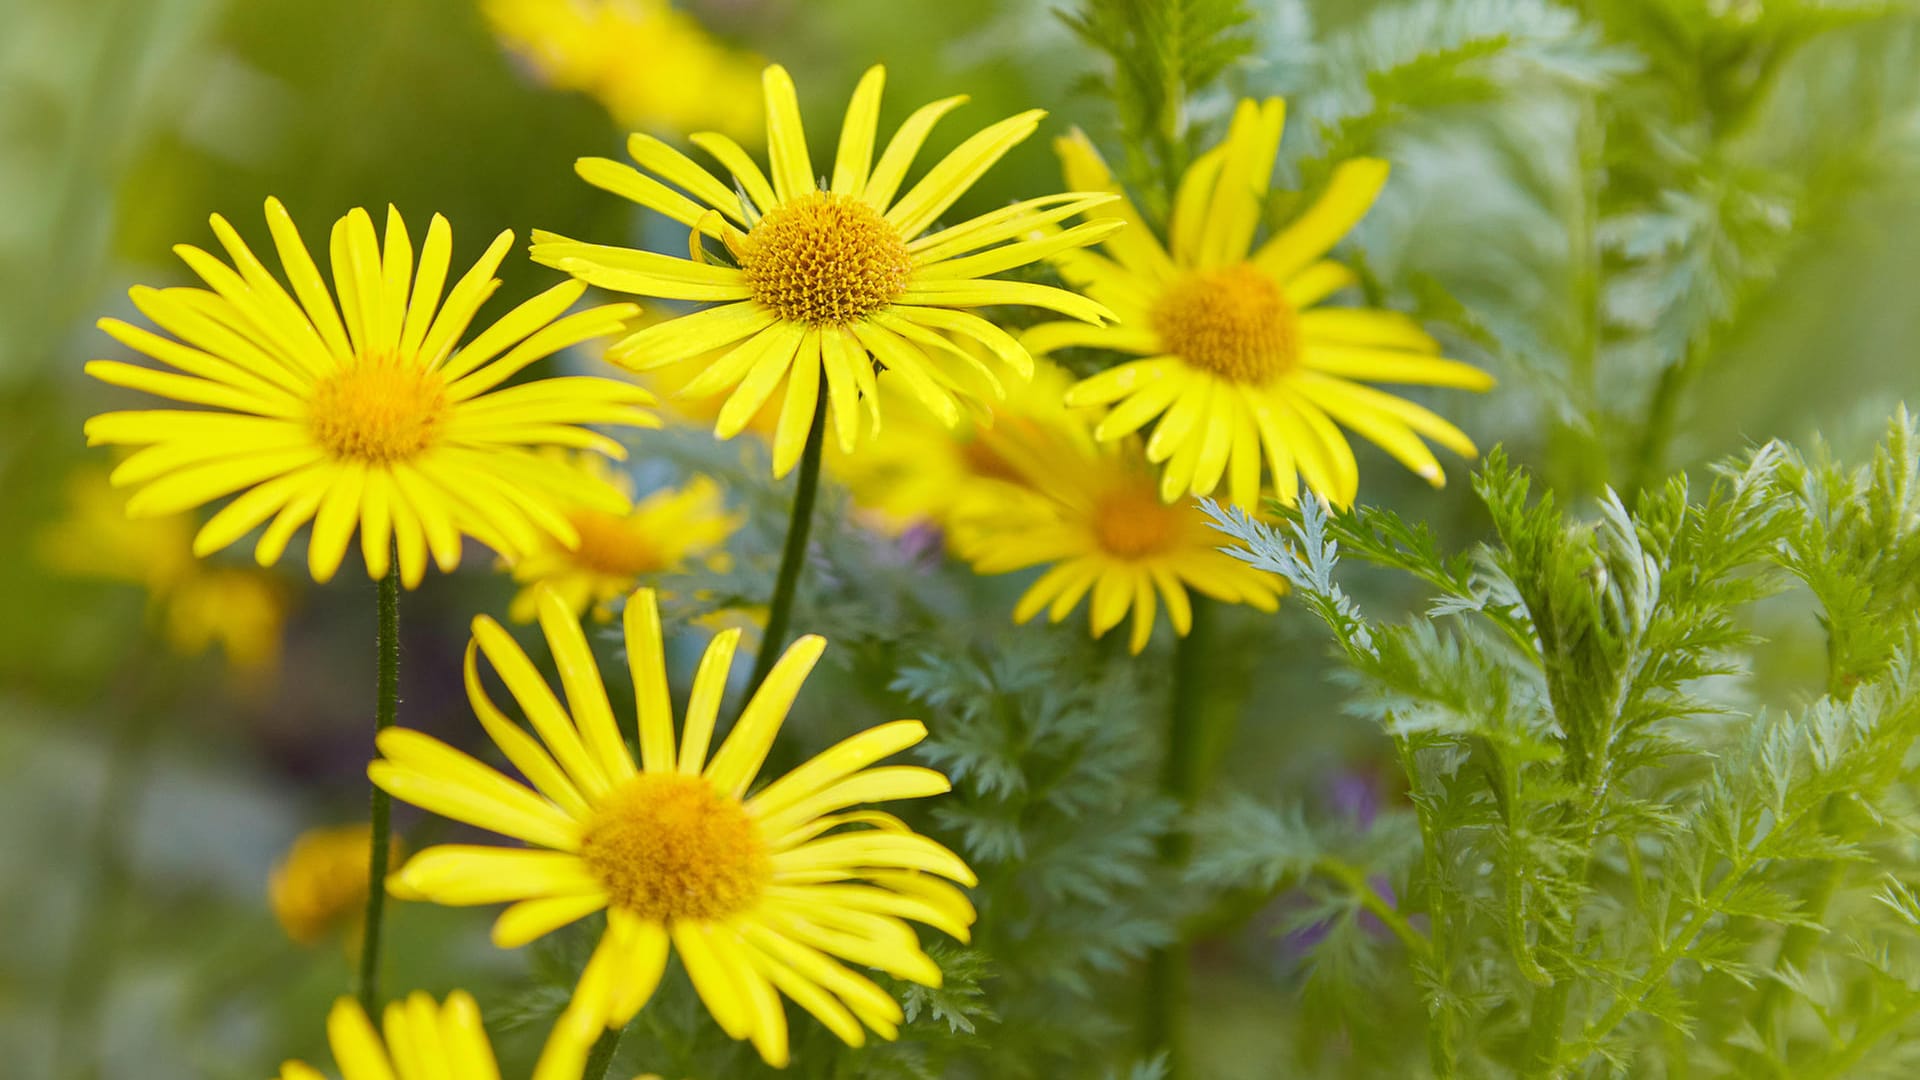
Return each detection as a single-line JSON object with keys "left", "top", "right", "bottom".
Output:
{"left": 39, "top": 467, "right": 289, "bottom": 670}
{"left": 533, "top": 64, "right": 1120, "bottom": 477}
{"left": 507, "top": 454, "right": 743, "bottom": 623}
{"left": 1026, "top": 99, "right": 1494, "bottom": 509}
{"left": 269, "top": 824, "right": 385, "bottom": 946}
{"left": 84, "top": 199, "right": 659, "bottom": 586}
{"left": 484, "top": 0, "right": 764, "bottom": 141}
{"left": 372, "top": 588, "right": 975, "bottom": 1066}
{"left": 275, "top": 992, "right": 593, "bottom": 1080}
{"left": 951, "top": 408, "right": 1284, "bottom": 653}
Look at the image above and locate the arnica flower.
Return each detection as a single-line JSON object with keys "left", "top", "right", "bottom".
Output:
{"left": 39, "top": 467, "right": 288, "bottom": 670}
{"left": 276, "top": 992, "right": 593, "bottom": 1080}
{"left": 83, "top": 199, "right": 659, "bottom": 587}
{"left": 1024, "top": 99, "right": 1494, "bottom": 510}
{"left": 952, "top": 410, "right": 1284, "bottom": 653}
{"left": 531, "top": 64, "right": 1120, "bottom": 477}
{"left": 483, "top": 0, "right": 763, "bottom": 141}
{"left": 269, "top": 824, "right": 384, "bottom": 947}
{"left": 827, "top": 356, "right": 1078, "bottom": 541}
{"left": 507, "top": 453, "right": 742, "bottom": 623}
{"left": 372, "top": 587, "right": 976, "bottom": 1065}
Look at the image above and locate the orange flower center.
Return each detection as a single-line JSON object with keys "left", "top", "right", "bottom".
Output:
{"left": 736, "top": 192, "right": 913, "bottom": 325}
{"left": 1152, "top": 263, "right": 1300, "bottom": 383}
{"left": 580, "top": 772, "right": 770, "bottom": 921}
{"left": 567, "top": 510, "right": 666, "bottom": 577}
{"left": 309, "top": 353, "right": 449, "bottom": 464}
{"left": 1092, "top": 484, "right": 1184, "bottom": 559}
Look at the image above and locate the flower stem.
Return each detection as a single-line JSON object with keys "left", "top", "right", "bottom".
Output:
{"left": 1143, "top": 596, "right": 1221, "bottom": 1077}
{"left": 745, "top": 400, "right": 827, "bottom": 695}
{"left": 355, "top": 557, "right": 400, "bottom": 1015}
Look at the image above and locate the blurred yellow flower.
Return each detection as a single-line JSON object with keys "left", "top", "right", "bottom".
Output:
{"left": 952, "top": 408, "right": 1284, "bottom": 653}
{"left": 38, "top": 468, "right": 288, "bottom": 670}
{"left": 826, "top": 356, "right": 1079, "bottom": 541}
{"left": 1026, "top": 99, "right": 1494, "bottom": 509}
{"left": 483, "top": 0, "right": 764, "bottom": 141}
{"left": 508, "top": 453, "right": 742, "bottom": 623}
{"left": 275, "top": 991, "right": 595, "bottom": 1080}
{"left": 83, "top": 198, "right": 658, "bottom": 587}
{"left": 533, "top": 63, "right": 1119, "bottom": 477}
{"left": 269, "top": 824, "right": 390, "bottom": 946}
{"left": 372, "top": 588, "right": 975, "bottom": 1065}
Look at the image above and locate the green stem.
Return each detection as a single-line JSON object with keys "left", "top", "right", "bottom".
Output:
{"left": 1314, "top": 857, "right": 1430, "bottom": 960}
{"left": 583, "top": 1018, "right": 631, "bottom": 1080}
{"left": 745, "top": 400, "right": 827, "bottom": 695}
{"left": 355, "top": 558, "right": 401, "bottom": 1015}
{"left": 1143, "top": 598, "right": 1220, "bottom": 1076}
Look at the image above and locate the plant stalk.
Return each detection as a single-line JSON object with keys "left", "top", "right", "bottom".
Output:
{"left": 745, "top": 400, "right": 827, "bottom": 695}
{"left": 355, "top": 557, "right": 401, "bottom": 1014}
{"left": 583, "top": 1018, "right": 631, "bottom": 1080}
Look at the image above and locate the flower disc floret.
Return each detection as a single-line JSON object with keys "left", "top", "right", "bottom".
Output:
{"left": 1151, "top": 263, "right": 1299, "bottom": 384}
{"left": 580, "top": 772, "right": 770, "bottom": 921}
{"left": 737, "top": 192, "right": 913, "bottom": 325}
{"left": 309, "top": 353, "right": 450, "bottom": 464}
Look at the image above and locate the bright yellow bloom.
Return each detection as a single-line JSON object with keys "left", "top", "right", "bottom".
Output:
{"left": 83, "top": 199, "right": 659, "bottom": 587}
{"left": 269, "top": 824, "right": 385, "bottom": 947}
{"left": 38, "top": 468, "right": 288, "bottom": 670}
{"left": 826, "top": 356, "right": 1079, "bottom": 541}
{"left": 372, "top": 588, "right": 976, "bottom": 1066}
{"left": 533, "top": 64, "right": 1120, "bottom": 477}
{"left": 508, "top": 454, "right": 742, "bottom": 623}
{"left": 276, "top": 992, "right": 594, "bottom": 1080}
{"left": 952, "top": 409, "right": 1284, "bottom": 653}
{"left": 483, "top": 0, "right": 763, "bottom": 141}
{"left": 1027, "top": 99, "right": 1494, "bottom": 510}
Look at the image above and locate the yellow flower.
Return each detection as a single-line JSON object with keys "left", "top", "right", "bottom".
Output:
{"left": 532, "top": 63, "right": 1121, "bottom": 477}
{"left": 38, "top": 467, "right": 289, "bottom": 670}
{"left": 372, "top": 588, "right": 975, "bottom": 1066}
{"left": 269, "top": 824, "right": 386, "bottom": 946}
{"left": 483, "top": 0, "right": 763, "bottom": 141}
{"left": 276, "top": 991, "right": 594, "bottom": 1080}
{"left": 951, "top": 409, "right": 1284, "bottom": 654}
{"left": 826, "top": 356, "right": 1079, "bottom": 540}
{"left": 83, "top": 199, "right": 659, "bottom": 587}
{"left": 1027, "top": 99, "right": 1494, "bottom": 509}
{"left": 508, "top": 454, "right": 743, "bottom": 623}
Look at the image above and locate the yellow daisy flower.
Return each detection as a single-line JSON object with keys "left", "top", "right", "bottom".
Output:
{"left": 38, "top": 467, "right": 289, "bottom": 670}
{"left": 83, "top": 199, "right": 660, "bottom": 587}
{"left": 531, "top": 63, "right": 1121, "bottom": 477}
{"left": 483, "top": 0, "right": 764, "bottom": 141}
{"left": 507, "top": 453, "right": 743, "bottom": 623}
{"left": 372, "top": 587, "right": 976, "bottom": 1066}
{"left": 951, "top": 409, "right": 1284, "bottom": 654}
{"left": 269, "top": 824, "right": 387, "bottom": 947}
{"left": 1026, "top": 98, "right": 1494, "bottom": 510}
{"left": 276, "top": 991, "right": 593, "bottom": 1080}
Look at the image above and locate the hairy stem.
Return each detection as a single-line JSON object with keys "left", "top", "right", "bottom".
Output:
{"left": 745, "top": 401, "right": 827, "bottom": 696}
{"left": 355, "top": 557, "right": 400, "bottom": 1014}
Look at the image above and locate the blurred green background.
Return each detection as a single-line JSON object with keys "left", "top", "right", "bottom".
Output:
{"left": 3, "top": 0, "right": 1918, "bottom": 1077}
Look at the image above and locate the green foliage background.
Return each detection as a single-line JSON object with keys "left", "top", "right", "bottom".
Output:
{"left": 4, "top": 0, "right": 1920, "bottom": 1077}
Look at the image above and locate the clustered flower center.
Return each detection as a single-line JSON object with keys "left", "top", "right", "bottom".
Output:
{"left": 309, "top": 353, "right": 449, "bottom": 464}
{"left": 1152, "top": 262, "right": 1300, "bottom": 384}
{"left": 1092, "top": 484, "right": 1184, "bottom": 559}
{"left": 736, "top": 191, "right": 914, "bottom": 325}
{"left": 567, "top": 511, "right": 665, "bottom": 578}
{"left": 579, "top": 772, "right": 770, "bottom": 921}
